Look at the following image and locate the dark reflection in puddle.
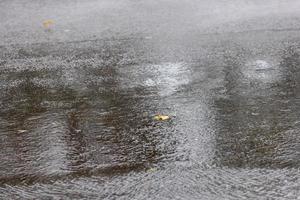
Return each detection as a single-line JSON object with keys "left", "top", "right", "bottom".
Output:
{"left": 0, "top": 28, "right": 299, "bottom": 200}
{"left": 0, "top": 39, "right": 177, "bottom": 186}
{"left": 214, "top": 44, "right": 300, "bottom": 168}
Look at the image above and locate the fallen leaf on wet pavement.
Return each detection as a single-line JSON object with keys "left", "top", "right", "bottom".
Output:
{"left": 154, "top": 114, "right": 170, "bottom": 121}
{"left": 43, "top": 20, "right": 54, "bottom": 29}
{"left": 73, "top": 129, "right": 82, "bottom": 133}
{"left": 147, "top": 168, "right": 157, "bottom": 173}
{"left": 27, "top": 116, "right": 43, "bottom": 121}
{"left": 142, "top": 112, "right": 149, "bottom": 117}
{"left": 17, "top": 130, "right": 28, "bottom": 134}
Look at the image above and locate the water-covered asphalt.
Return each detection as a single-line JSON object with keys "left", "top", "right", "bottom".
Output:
{"left": 0, "top": 0, "right": 300, "bottom": 199}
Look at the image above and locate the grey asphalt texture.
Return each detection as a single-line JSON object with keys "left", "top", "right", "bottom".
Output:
{"left": 0, "top": 0, "right": 300, "bottom": 199}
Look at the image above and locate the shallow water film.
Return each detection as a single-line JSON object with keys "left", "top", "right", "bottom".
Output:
{"left": 0, "top": 0, "right": 300, "bottom": 199}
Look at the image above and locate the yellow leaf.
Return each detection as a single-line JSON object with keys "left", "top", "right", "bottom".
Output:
{"left": 43, "top": 20, "right": 54, "bottom": 28}
{"left": 154, "top": 114, "right": 170, "bottom": 121}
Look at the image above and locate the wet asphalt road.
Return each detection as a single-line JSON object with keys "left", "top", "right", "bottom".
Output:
{"left": 0, "top": 0, "right": 300, "bottom": 199}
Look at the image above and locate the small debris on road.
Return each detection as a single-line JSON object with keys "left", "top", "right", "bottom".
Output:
{"left": 17, "top": 130, "right": 28, "bottom": 134}
{"left": 147, "top": 168, "right": 157, "bottom": 173}
{"left": 43, "top": 20, "right": 54, "bottom": 29}
{"left": 154, "top": 114, "right": 170, "bottom": 121}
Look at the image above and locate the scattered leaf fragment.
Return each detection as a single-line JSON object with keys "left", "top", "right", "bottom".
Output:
{"left": 43, "top": 20, "right": 54, "bottom": 29}
{"left": 27, "top": 116, "right": 42, "bottom": 121}
{"left": 154, "top": 114, "right": 170, "bottom": 121}
{"left": 147, "top": 168, "right": 157, "bottom": 173}
{"left": 17, "top": 130, "right": 28, "bottom": 134}
{"left": 73, "top": 129, "right": 82, "bottom": 133}
{"left": 142, "top": 112, "right": 149, "bottom": 117}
